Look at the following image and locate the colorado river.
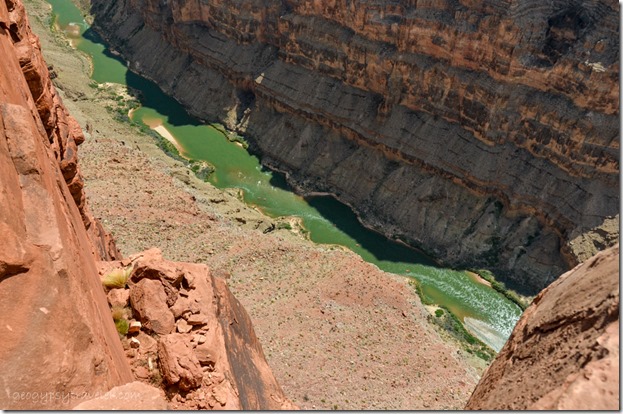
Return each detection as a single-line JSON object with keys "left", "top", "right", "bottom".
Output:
{"left": 47, "top": 0, "right": 522, "bottom": 352}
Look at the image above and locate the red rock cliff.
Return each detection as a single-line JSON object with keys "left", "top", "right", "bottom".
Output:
{"left": 466, "top": 244, "right": 619, "bottom": 409}
{"left": 0, "top": 0, "right": 132, "bottom": 408}
{"left": 89, "top": 0, "right": 619, "bottom": 294}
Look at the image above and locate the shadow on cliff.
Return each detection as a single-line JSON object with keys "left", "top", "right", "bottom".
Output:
{"left": 82, "top": 28, "right": 201, "bottom": 128}
{"left": 305, "top": 195, "right": 437, "bottom": 267}
{"left": 125, "top": 70, "right": 202, "bottom": 127}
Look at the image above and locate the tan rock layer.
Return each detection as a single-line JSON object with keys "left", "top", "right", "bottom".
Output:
{"left": 90, "top": 0, "right": 619, "bottom": 293}
{"left": 0, "top": 0, "right": 132, "bottom": 409}
{"left": 466, "top": 244, "right": 619, "bottom": 410}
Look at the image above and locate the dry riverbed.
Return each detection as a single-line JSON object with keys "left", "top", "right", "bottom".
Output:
{"left": 25, "top": 0, "right": 488, "bottom": 409}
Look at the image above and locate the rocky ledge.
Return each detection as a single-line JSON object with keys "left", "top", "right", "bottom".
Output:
{"left": 90, "top": 0, "right": 619, "bottom": 294}
{"left": 467, "top": 244, "right": 619, "bottom": 409}
{"left": 0, "top": 0, "right": 131, "bottom": 408}
{"left": 97, "top": 248, "right": 295, "bottom": 410}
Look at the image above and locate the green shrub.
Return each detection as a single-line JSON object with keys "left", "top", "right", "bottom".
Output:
{"left": 434, "top": 309, "right": 444, "bottom": 318}
{"left": 472, "top": 269, "right": 532, "bottom": 310}
{"left": 409, "top": 278, "right": 434, "bottom": 306}
{"left": 114, "top": 318, "right": 129, "bottom": 336}
{"left": 188, "top": 159, "right": 215, "bottom": 181}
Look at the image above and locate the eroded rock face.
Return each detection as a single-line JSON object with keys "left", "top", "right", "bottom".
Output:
{"left": 130, "top": 278, "right": 175, "bottom": 335}
{"left": 90, "top": 0, "right": 619, "bottom": 293}
{"left": 0, "top": 0, "right": 132, "bottom": 408}
{"left": 158, "top": 334, "right": 204, "bottom": 391}
{"left": 466, "top": 244, "right": 619, "bottom": 410}
{"left": 102, "top": 248, "right": 296, "bottom": 410}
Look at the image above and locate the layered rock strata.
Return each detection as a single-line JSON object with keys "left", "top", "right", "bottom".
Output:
{"left": 0, "top": 0, "right": 132, "bottom": 408}
{"left": 98, "top": 248, "right": 296, "bottom": 410}
{"left": 466, "top": 244, "right": 619, "bottom": 410}
{"left": 90, "top": 0, "right": 619, "bottom": 293}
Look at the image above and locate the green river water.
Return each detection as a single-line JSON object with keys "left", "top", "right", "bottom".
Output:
{"left": 47, "top": 0, "right": 522, "bottom": 352}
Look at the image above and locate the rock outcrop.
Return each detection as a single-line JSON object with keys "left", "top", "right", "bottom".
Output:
{"left": 0, "top": 0, "right": 132, "bottom": 408}
{"left": 89, "top": 0, "right": 619, "bottom": 294}
{"left": 466, "top": 244, "right": 619, "bottom": 410}
{"left": 99, "top": 248, "right": 296, "bottom": 410}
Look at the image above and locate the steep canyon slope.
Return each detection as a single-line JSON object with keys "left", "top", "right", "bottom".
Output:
{"left": 0, "top": 0, "right": 293, "bottom": 408}
{"left": 89, "top": 0, "right": 619, "bottom": 294}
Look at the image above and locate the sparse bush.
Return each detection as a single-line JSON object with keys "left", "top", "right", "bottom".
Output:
{"left": 149, "top": 370, "right": 163, "bottom": 387}
{"left": 101, "top": 266, "right": 132, "bottom": 289}
{"left": 472, "top": 269, "right": 532, "bottom": 310}
{"left": 111, "top": 305, "right": 128, "bottom": 321}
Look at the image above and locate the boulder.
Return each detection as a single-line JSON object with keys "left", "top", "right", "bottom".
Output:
{"left": 128, "top": 320, "right": 142, "bottom": 334}
{"left": 107, "top": 288, "right": 130, "bottom": 308}
{"left": 466, "top": 245, "right": 620, "bottom": 410}
{"left": 129, "top": 278, "right": 175, "bottom": 335}
{"left": 194, "top": 344, "right": 216, "bottom": 368}
{"left": 169, "top": 296, "right": 190, "bottom": 318}
{"left": 130, "top": 248, "right": 183, "bottom": 286}
{"left": 136, "top": 331, "right": 158, "bottom": 354}
{"left": 176, "top": 318, "right": 192, "bottom": 333}
{"left": 157, "top": 334, "right": 203, "bottom": 391}
{"left": 186, "top": 313, "right": 207, "bottom": 326}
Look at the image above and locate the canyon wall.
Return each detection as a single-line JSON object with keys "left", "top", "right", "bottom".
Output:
{"left": 90, "top": 0, "right": 619, "bottom": 294}
{"left": 0, "top": 0, "right": 133, "bottom": 408}
{"left": 466, "top": 244, "right": 619, "bottom": 410}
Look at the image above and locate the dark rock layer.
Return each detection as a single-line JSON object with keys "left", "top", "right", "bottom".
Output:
{"left": 90, "top": 0, "right": 619, "bottom": 293}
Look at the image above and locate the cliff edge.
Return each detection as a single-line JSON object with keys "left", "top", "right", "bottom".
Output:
{"left": 466, "top": 244, "right": 619, "bottom": 410}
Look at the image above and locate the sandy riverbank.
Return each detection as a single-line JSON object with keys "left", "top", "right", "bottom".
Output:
{"left": 139, "top": 116, "right": 184, "bottom": 153}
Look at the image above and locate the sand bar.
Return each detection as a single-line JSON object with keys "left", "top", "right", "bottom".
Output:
{"left": 141, "top": 117, "right": 184, "bottom": 153}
